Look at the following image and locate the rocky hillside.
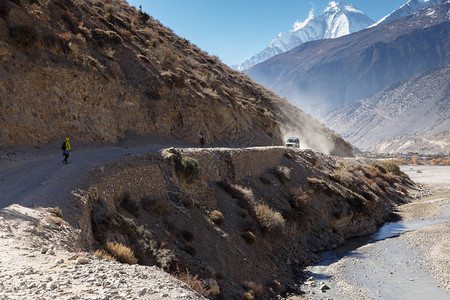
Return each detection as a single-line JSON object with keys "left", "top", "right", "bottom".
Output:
{"left": 81, "top": 147, "right": 412, "bottom": 299}
{"left": 246, "top": 0, "right": 450, "bottom": 117}
{"left": 369, "top": 132, "right": 450, "bottom": 154}
{"left": 324, "top": 65, "right": 450, "bottom": 154}
{"left": 0, "top": 0, "right": 351, "bottom": 156}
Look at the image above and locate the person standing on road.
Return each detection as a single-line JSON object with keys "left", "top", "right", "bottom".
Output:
{"left": 62, "top": 137, "right": 71, "bottom": 164}
{"left": 199, "top": 132, "right": 206, "bottom": 148}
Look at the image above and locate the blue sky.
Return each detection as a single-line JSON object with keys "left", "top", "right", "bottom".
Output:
{"left": 126, "top": 0, "right": 408, "bottom": 65}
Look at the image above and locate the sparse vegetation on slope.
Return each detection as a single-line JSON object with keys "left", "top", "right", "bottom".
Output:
{"left": 85, "top": 147, "right": 412, "bottom": 299}
{"left": 0, "top": 0, "right": 351, "bottom": 156}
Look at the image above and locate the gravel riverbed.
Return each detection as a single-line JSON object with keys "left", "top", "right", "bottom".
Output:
{"left": 297, "top": 165, "right": 450, "bottom": 300}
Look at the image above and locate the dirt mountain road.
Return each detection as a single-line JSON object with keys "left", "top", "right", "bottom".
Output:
{"left": 0, "top": 141, "right": 183, "bottom": 222}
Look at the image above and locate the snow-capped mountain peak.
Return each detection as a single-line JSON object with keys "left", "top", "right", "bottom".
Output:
{"left": 371, "top": 0, "right": 445, "bottom": 27}
{"left": 293, "top": 7, "right": 315, "bottom": 31}
{"left": 232, "top": 1, "right": 374, "bottom": 71}
{"left": 325, "top": 1, "right": 362, "bottom": 14}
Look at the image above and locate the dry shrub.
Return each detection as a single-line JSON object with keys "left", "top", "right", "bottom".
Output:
{"left": 291, "top": 189, "right": 309, "bottom": 214}
{"left": 284, "top": 151, "right": 293, "bottom": 159}
{"left": 375, "top": 178, "right": 388, "bottom": 191}
{"left": 203, "top": 87, "right": 219, "bottom": 99}
{"left": 209, "top": 210, "right": 224, "bottom": 225}
{"left": 118, "top": 29, "right": 132, "bottom": 39}
{"left": 217, "top": 182, "right": 255, "bottom": 209}
{"left": 255, "top": 204, "right": 285, "bottom": 234}
{"left": 330, "top": 169, "right": 353, "bottom": 188}
{"left": 174, "top": 153, "right": 198, "bottom": 183}
{"left": 173, "top": 266, "right": 211, "bottom": 297}
{"left": 371, "top": 162, "right": 387, "bottom": 174}
{"left": 241, "top": 231, "right": 256, "bottom": 244}
{"left": 46, "top": 215, "right": 63, "bottom": 226}
{"left": 380, "top": 160, "right": 403, "bottom": 176}
{"left": 93, "top": 249, "right": 115, "bottom": 261}
{"left": 307, "top": 177, "right": 342, "bottom": 197}
{"left": 243, "top": 281, "right": 264, "bottom": 299}
{"left": 273, "top": 166, "right": 290, "bottom": 184}
{"left": 345, "top": 191, "right": 367, "bottom": 212}
{"left": 105, "top": 242, "right": 138, "bottom": 265}
{"left": 363, "top": 177, "right": 373, "bottom": 185}
{"left": 267, "top": 279, "right": 282, "bottom": 294}
{"left": 49, "top": 207, "right": 63, "bottom": 218}
{"left": 358, "top": 165, "right": 378, "bottom": 179}
{"left": 380, "top": 172, "right": 398, "bottom": 184}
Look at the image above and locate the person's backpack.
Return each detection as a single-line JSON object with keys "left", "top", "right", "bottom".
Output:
{"left": 61, "top": 142, "right": 66, "bottom": 151}
{"left": 200, "top": 136, "right": 205, "bottom": 143}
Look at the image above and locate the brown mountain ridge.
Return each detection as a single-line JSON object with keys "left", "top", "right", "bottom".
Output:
{"left": 0, "top": 0, "right": 351, "bottom": 156}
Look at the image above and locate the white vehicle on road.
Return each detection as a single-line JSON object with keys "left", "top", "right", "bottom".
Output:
{"left": 285, "top": 137, "right": 300, "bottom": 148}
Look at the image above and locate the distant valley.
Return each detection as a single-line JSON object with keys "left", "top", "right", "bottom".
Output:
{"left": 324, "top": 65, "right": 450, "bottom": 154}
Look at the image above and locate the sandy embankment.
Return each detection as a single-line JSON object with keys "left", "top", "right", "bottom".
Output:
{"left": 398, "top": 165, "right": 450, "bottom": 292}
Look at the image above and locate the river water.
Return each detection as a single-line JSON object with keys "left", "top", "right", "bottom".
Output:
{"left": 301, "top": 166, "right": 450, "bottom": 300}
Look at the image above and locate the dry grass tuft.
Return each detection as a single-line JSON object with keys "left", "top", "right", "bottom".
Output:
{"left": 93, "top": 249, "right": 115, "bottom": 261}
{"left": 217, "top": 182, "right": 255, "bottom": 209}
{"left": 273, "top": 166, "right": 290, "bottom": 184}
{"left": 46, "top": 215, "right": 63, "bottom": 226}
{"left": 330, "top": 168, "right": 354, "bottom": 188}
{"left": 209, "top": 210, "right": 224, "bottom": 225}
{"left": 173, "top": 266, "right": 211, "bottom": 297}
{"left": 49, "top": 207, "right": 63, "bottom": 218}
{"left": 255, "top": 204, "right": 285, "bottom": 234}
{"left": 291, "top": 188, "right": 310, "bottom": 214}
{"left": 105, "top": 242, "right": 138, "bottom": 265}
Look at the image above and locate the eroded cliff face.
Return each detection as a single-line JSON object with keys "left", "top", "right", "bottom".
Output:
{"left": 0, "top": 0, "right": 352, "bottom": 156}
{"left": 81, "top": 147, "right": 411, "bottom": 299}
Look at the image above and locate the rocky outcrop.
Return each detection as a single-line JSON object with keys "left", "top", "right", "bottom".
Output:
{"left": 82, "top": 147, "right": 411, "bottom": 299}
{"left": 0, "top": 0, "right": 351, "bottom": 156}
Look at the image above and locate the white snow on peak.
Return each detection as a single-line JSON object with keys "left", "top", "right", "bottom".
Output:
{"left": 232, "top": 1, "right": 374, "bottom": 71}
{"left": 370, "top": 0, "right": 445, "bottom": 27}
{"left": 293, "top": 7, "right": 315, "bottom": 31}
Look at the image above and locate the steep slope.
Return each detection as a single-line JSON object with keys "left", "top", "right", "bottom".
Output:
{"left": 232, "top": 1, "right": 373, "bottom": 71}
{"left": 85, "top": 147, "right": 411, "bottom": 299}
{"left": 324, "top": 65, "right": 450, "bottom": 154}
{"left": 246, "top": 0, "right": 450, "bottom": 117}
{"left": 0, "top": 0, "right": 351, "bottom": 156}
{"left": 372, "top": 0, "right": 445, "bottom": 27}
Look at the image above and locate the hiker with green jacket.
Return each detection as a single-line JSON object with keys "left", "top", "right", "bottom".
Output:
{"left": 62, "top": 137, "right": 71, "bottom": 164}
